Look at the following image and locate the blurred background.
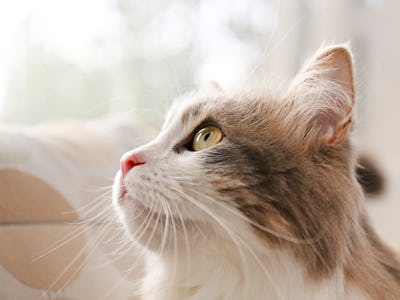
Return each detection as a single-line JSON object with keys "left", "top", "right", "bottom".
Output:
{"left": 0, "top": 0, "right": 398, "bottom": 243}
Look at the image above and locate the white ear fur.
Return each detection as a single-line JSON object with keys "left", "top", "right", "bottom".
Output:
{"left": 289, "top": 45, "right": 355, "bottom": 145}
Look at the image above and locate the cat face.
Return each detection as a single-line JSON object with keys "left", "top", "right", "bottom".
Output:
{"left": 113, "top": 45, "right": 361, "bottom": 277}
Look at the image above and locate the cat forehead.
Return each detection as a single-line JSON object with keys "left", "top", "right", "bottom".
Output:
{"left": 166, "top": 93, "right": 222, "bottom": 125}
{"left": 160, "top": 91, "right": 285, "bottom": 148}
{"left": 166, "top": 91, "right": 271, "bottom": 128}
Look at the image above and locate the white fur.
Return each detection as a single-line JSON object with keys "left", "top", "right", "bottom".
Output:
{"left": 141, "top": 246, "right": 369, "bottom": 300}
{"left": 112, "top": 91, "right": 369, "bottom": 299}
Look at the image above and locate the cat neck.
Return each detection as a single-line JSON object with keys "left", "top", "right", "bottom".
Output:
{"left": 140, "top": 219, "right": 400, "bottom": 300}
{"left": 141, "top": 247, "right": 363, "bottom": 300}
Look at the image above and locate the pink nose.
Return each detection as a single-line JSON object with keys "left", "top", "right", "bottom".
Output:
{"left": 120, "top": 152, "right": 145, "bottom": 178}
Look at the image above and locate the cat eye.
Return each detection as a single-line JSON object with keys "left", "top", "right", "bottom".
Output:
{"left": 192, "top": 125, "right": 223, "bottom": 151}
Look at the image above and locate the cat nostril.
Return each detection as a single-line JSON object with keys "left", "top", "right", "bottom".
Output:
{"left": 120, "top": 152, "right": 145, "bottom": 178}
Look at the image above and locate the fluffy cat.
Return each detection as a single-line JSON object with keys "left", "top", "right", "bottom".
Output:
{"left": 113, "top": 45, "right": 400, "bottom": 299}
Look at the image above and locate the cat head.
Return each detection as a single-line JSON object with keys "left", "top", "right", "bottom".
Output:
{"left": 113, "top": 45, "right": 362, "bottom": 278}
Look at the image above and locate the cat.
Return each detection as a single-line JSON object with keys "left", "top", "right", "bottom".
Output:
{"left": 112, "top": 45, "right": 400, "bottom": 299}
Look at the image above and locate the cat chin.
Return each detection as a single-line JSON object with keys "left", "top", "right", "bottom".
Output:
{"left": 117, "top": 197, "right": 209, "bottom": 252}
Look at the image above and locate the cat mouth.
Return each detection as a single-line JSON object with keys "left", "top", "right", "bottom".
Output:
{"left": 119, "top": 184, "right": 141, "bottom": 204}
{"left": 118, "top": 186, "right": 129, "bottom": 202}
{"left": 118, "top": 183, "right": 158, "bottom": 215}
{"left": 119, "top": 187, "right": 143, "bottom": 205}
{"left": 119, "top": 188, "right": 199, "bottom": 229}
{"left": 118, "top": 178, "right": 157, "bottom": 214}
{"left": 120, "top": 190, "right": 154, "bottom": 216}
{"left": 120, "top": 187, "right": 128, "bottom": 199}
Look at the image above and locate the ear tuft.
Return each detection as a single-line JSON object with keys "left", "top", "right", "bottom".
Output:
{"left": 289, "top": 45, "right": 355, "bottom": 146}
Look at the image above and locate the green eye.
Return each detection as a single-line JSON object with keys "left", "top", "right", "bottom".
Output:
{"left": 192, "top": 125, "right": 223, "bottom": 151}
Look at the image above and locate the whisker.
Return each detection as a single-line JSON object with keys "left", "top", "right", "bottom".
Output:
{"left": 175, "top": 176, "right": 321, "bottom": 245}
{"left": 169, "top": 196, "right": 192, "bottom": 289}
{"left": 99, "top": 195, "right": 160, "bottom": 299}
{"left": 168, "top": 185, "right": 283, "bottom": 298}
{"left": 38, "top": 220, "right": 113, "bottom": 299}
{"left": 32, "top": 210, "right": 112, "bottom": 263}
{"left": 164, "top": 193, "right": 179, "bottom": 284}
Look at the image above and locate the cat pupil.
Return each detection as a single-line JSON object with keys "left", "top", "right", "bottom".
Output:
{"left": 204, "top": 132, "right": 211, "bottom": 141}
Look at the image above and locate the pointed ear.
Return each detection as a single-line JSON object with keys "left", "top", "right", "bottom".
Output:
{"left": 289, "top": 45, "right": 355, "bottom": 146}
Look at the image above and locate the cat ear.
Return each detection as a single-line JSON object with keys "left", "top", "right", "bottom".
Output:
{"left": 289, "top": 45, "right": 355, "bottom": 146}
